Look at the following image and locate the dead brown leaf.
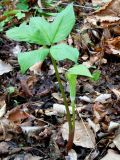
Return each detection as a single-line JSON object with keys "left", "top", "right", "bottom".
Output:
{"left": 93, "top": 103, "right": 108, "bottom": 123}
{"left": 92, "top": 0, "right": 111, "bottom": 6}
{"left": 0, "top": 99, "right": 6, "bottom": 118}
{"left": 6, "top": 107, "right": 29, "bottom": 124}
{"left": 101, "top": 149, "right": 120, "bottom": 160}
{"left": 105, "top": 37, "right": 120, "bottom": 56}
{"left": 61, "top": 121, "right": 95, "bottom": 148}
{"left": 86, "top": 0, "right": 120, "bottom": 27}
{"left": 0, "top": 60, "right": 13, "bottom": 75}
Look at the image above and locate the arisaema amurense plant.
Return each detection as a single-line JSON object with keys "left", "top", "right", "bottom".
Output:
{"left": 6, "top": 4, "right": 92, "bottom": 151}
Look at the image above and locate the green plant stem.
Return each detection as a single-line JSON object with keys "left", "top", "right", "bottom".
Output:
{"left": 50, "top": 55, "right": 73, "bottom": 132}
{"left": 71, "top": 100, "right": 75, "bottom": 129}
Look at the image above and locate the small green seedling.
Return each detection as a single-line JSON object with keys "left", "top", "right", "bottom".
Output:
{"left": 91, "top": 70, "right": 101, "bottom": 81}
{"left": 6, "top": 4, "right": 92, "bottom": 151}
{"left": 7, "top": 86, "right": 15, "bottom": 94}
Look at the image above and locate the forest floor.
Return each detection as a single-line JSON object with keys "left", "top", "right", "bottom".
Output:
{"left": 0, "top": 0, "right": 120, "bottom": 160}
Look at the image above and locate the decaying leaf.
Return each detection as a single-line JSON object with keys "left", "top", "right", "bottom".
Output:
{"left": 113, "top": 133, "right": 120, "bottom": 151}
{"left": 6, "top": 107, "right": 29, "bottom": 124}
{"left": 79, "top": 96, "right": 92, "bottom": 103}
{"left": 108, "top": 121, "right": 120, "bottom": 131}
{"left": 87, "top": 118, "right": 100, "bottom": 133}
{"left": 21, "top": 126, "right": 42, "bottom": 134}
{"left": 0, "top": 60, "right": 13, "bottom": 75}
{"left": 52, "top": 93, "right": 63, "bottom": 102}
{"left": 61, "top": 121, "right": 95, "bottom": 148}
{"left": 93, "top": 0, "right": 120, "bottom": 16}
{"left": 0, "top": 142, "right": 11, "bottom": 155}
{"left": 20, "top": 154, "right": 41, "bottom": 160}
{"left": 12, "top": 44, "right": 22, "bottom": 57}
{"left": 0, "top": 100, "right": 6, "bottom": 118}
{"left": 95, "top": 94, "right": 111, "bottom": 103}
{"left": 53, "top": 103, "right": 72, "bottom": 114}
{"left": 86, "top": 0, "right": 120, "bottom": 27}
{"left": 29, "top": 61, "right": 43, "bottom": 75}
{"left": 67, "top": 149, "right": 77, "bottom": 160}
{"left": 92, "top": 0, "right": 111, "bottom": 6}
{"left": 92, "top": 103, "right": 107, "bottom": 123}
{"left": 105, "top": 37, "right": 120, "bottom": 57}
{"left": 48, "top": 64, "right": 66, "bottom": 75}
{"left": 101, "top": 149, "right": 120, "bottom": 160}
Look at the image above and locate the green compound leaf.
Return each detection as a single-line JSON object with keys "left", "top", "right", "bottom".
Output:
{"left": 18, "top": 48, "right": 49, "bottom": 73}
{"left": 6, "top": 20, "right": 51, "bottom": 45}
{"left": 6, "top": 4, "right": 75, "bottom": 45}
{"left": 51, "top": 4, "right": 75, "bottom": 43}
{"left": 50, "top": 44, "right": 79, "bottom": 63}
{"left": 6, "top": 23, "right": 31, "bottom": 42}
{"left": 68, "top": 64, "right": 92, "bottom": 77}
{"left": 29, "top": 17, "right": 52, "bottom": 45}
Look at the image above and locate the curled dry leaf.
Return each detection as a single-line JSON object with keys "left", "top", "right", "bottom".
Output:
{"left": 87, "top": 118, "right": 100, "bottom": 133}
{"left": 67, "top": 149, "right": 77, "bottom": 160}
{"left": 86, "top": 0, "right": 120, "bottom": 27}
{"left": 52, "top": 93, "right": 63, "bottom": 102}
{"left": 113, "top": 134, "right": 120, "bottom": 151}
{"left": 82, "top": 52, "right": 101, "bottom": 67}
{"left": 12, "top": 44, "right": 22, "bottom": 57}
{"left": 21, "top": 154, "right": 41, "bottom": 160}
{"left": 93, "top": 103, "right": 107, "bottom": 123}
{"left": 29, "top": 61, "right": 43, "bottom": 75}
{"left": 0, "top": 60, "right": 13, "bottom": 75}
{"left": 93, "top": 0, "right": 120, "bottom": 16}
{"left": 48, "top": 64, "right": 65, "bottom": 75}
{"left": 19, "top": 75, "right": 37, "bottom": 97}
{"left": 101, "top": 149, "right": 120, "bottom": 160}
{"left": 6, "top": 107, "right": 29, "bottom": 124}
{"left": 111, "top": 89, "right": 120, "bottom": 100}
{"left": 111, "top": 25, "right": 120, "bottom": 35}
{"left": 92, "top": 0, "right": 111, "bottom": 6}
{"left": 0, "top": 118, "right": 18, "bottom": 141}
{"left": 53, "top": 103, "right": 72, "bottom": 114}
{"left": 21, "top": 126, "right": 43, "bottom": 134}
{"left": 105, "top": 37, "right": 120, "bottom": 57}
{"left": 95, "top": 94, "right": 111, "bottom": 103}
{"left": 86, "top": 16, "right": 120, "bottom": 27}
{"left": 79, "top": 96, "right": 92, "bottom": 103}
{"left": 61, "top": 121, "right": 95, "bottom": 148}
{"left": 0, "top": 100, "right": 6, "bottom": 118}
{"left": 108, "top": 121, "right": 120, "bottom": 131}
{"left": 0, "top": 142, "right": 10, "bottom": 155}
